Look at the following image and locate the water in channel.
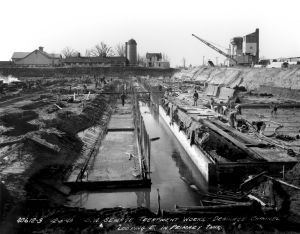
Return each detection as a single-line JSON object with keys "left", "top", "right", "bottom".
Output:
{"left": 68, "top": 102, "right": 208, "bottom": 211}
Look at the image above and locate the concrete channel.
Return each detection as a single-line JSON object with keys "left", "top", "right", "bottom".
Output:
{"left": 67, "top": 101, "right": 207, "bottom": 210}
{"left": 66, "top": 96, "right": 151, "bottom": 190}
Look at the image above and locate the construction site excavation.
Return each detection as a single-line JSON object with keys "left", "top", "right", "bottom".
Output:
{"left": 0, "top": 32, "right": 300, "bottom": 233}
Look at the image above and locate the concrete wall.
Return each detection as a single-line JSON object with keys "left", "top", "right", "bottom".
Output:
{"left": 0, "top": 66, "right": 177, "bottom": 78}
{"left": 154, "top": 61, "right": 170, "bottom": 68}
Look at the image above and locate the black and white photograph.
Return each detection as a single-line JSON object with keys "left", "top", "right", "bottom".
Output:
{"left": 0, "top": 0, "right": 300, "bottom": 233}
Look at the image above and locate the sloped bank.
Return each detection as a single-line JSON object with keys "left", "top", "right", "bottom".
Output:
{"left": 174, "top": 67, "right": 300, "bottom": 99}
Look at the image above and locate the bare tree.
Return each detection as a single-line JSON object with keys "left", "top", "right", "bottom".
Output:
{"left": 162, "top": 53, "right": 170, "bottom": 62}
{"left": 61, "top": 47, "right": 78, "bottom": 58}
{"left": 85, "top": 49, "right": 92, "bottom": 57}
{"left": 91, "top": 42, "right": 114, "bottom": 57}
{"left": 182, "top": 57, "right": 186, "bottom": 68}
{"left": 115, "top": 43, "right": 126, "bottom": 57}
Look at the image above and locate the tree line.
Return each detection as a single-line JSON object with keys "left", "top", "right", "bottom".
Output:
{"left": 61, "top": 42, "right": 170, "bottom": 66}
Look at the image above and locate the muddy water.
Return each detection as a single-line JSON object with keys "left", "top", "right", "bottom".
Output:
{"left": 68, "top": 102, "right": 207, "bottom": 211}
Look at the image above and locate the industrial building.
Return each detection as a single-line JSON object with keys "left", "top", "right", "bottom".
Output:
{"left": 192, "top": 29, "right": 259, "bottom": 67}
{"left": 228, "top": 28, "right": 259, "bottom": 66}
{"left": 11, "top": 47, "right": 61, "bottom": 67}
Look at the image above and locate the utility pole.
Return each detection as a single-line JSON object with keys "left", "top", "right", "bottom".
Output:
{"left": 203, "top": 56, "right": 205, "bottom": 66}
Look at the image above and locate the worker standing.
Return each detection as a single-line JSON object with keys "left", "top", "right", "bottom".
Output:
{"left": 270, "top": 102, "right": 278, "bottom": 117}
{"left": 210, "top": 97, "right": 216, "bottom": 111}
{"left": 229, "top": 110, "right": 237, "bottom": 128}
{"left": 193, "top": 90, "right": 199, "bottom": 106}
{"left": 227, "top": 96, "right": 233, "bottom": 109}
{"left": 121, "top": 92, "right": 126, "bottom": 106}
{"left": 235, "top": 104, "right": 242, "bottom": 115}
{"left": 228, "top": 104, "right": 242, "bottom": 128}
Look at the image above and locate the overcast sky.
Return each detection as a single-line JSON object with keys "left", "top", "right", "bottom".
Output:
{"left": 1, "top": 0, "right": 300, "bottom": 66}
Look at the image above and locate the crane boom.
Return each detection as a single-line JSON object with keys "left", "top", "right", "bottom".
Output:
{"left": 192, "top": 34, "right": 237, "bottom": 64}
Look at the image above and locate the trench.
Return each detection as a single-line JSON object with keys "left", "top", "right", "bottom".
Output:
{"left": 67, "top": 101, "right": 208, "bottom": 211}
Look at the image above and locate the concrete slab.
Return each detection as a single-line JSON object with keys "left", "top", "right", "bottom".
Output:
{"left": 218, "top": 87, "right": 235, "bottom": 101}
{"left": 206, "top": 84, "right": 219, "bottom": 97}
{"left": 88, "top": 131, "right": 139, "bottom": 181}
{"left": 108, "top": 103, "right": 134, "bottom": 130}
{"left": 108, "top": 115, "right": 134, "bottom": 129}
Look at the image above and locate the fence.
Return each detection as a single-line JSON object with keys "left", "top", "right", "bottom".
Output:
{"left": 132, "top": 89, "right": 151, "bottom": 180}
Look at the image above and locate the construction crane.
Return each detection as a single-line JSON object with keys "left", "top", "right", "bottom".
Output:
{"left": 192, "top": 34, "right": 237, "bottom": 64}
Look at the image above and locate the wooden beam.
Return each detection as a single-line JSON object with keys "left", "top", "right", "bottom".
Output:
{"left": 264, "top": 175, "right": 300, "bottom": 190}
{"left": 201, "top": 119, "right": 265, "bottom": 161}
{"left": 239, "top": 171, "right": 267, "bottom": 191}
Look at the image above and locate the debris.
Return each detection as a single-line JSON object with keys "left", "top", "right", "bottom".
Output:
{"left": 247, "top": 194, "right": 266, "bottom": 207}
{"left": 190, "top": 184, "right": 198, "bottom": 191}
{"left": 54, "top": 103, "right": 62, "bottom": 110}
{"left": 240, "top": 171, "right": 267, "bottom": 191}
{"left": 132, "top": 172, "right": 141, "bottom": 177}
{"left": 26, "top": 135, "right": 61, "bottom": 153}
{"left": 150, "top": 137, "right": 160, "bottom": 141}
{"left": 175, "top": 201, "right": 254, "bottom": 211}
{"left": 180, "top": 176, "right": 191, "bottom": 185}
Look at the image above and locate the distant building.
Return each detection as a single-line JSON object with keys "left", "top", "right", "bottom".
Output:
{"left": 146, "top": 53, "right": 162, "bottom": 67}
{"left": 0, "top": 61, "right": 14, "bottom": 67}
{"left": 154, "top": 61, "right": 170, "bottom": 68}
{"left": 228, "top": 28, "right": 259, "bottom": 66}
{"left": 11, "top": 47, "right": 61, "bottom": 67}
{"left": 146, "top": 53, "right": 170, "bottom": 68}
{"left": 62, "top": 54, "right": 128, "bottom": 67}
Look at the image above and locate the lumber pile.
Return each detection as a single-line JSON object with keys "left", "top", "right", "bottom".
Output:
{"left": 173, "top": 171, "right": 300, "bottom": 216}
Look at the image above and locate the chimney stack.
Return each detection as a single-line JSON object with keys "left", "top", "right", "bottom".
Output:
{"left": 125, "top": 42, "right": 128, "bottom": 58}
{"left": 39, "top": 46, "right": 44, "bottom": 52}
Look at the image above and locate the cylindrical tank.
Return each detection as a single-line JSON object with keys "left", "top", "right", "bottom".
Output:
{"left": 127, "top": 39, "right": 137, "bottom": 65}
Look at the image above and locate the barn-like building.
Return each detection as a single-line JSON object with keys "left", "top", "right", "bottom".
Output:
{"left": 11, "top": 47, "right": 61, "bottom": 67}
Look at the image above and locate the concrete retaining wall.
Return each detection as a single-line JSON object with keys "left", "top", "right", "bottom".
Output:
{"left": 0, "top": 67, "right": 177, "bottom": 78}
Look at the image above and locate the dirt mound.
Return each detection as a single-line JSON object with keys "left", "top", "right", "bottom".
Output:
{"left": 20, "top": 101, "right": 50, "bottom": 110}
{"left": 0, "top": 111, "right": 39, "bottom": 136}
